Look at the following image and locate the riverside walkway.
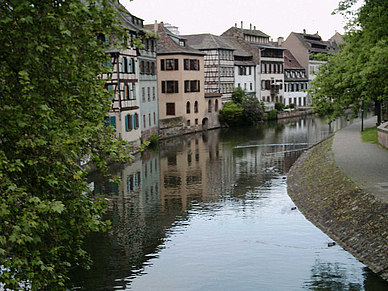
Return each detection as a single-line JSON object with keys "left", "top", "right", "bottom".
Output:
{"left": 332, "top": 116, "right": 388, "bottom": 203}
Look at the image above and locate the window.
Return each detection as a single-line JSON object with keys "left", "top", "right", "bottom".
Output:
{"left": 125, "top": 114, "right": 139, "bottom": 131}
{"left": 194, "top": 101, "right": 198, "bottom": 113}
{"left": 208, "top": 100, "right": 212, "bottom": 112}
{"left": 161, "top": 81, "right": 179, "bottom": 93}
{"left": 161, "top": 59, "right": 179, "bottom": 71}
{"left": 122, "top": 57, "right": 129, "bottom": 73}
{"left": 143, "top": 114, "right": 146, "bottom": 128}
{"left": 147, "top": 87, "right": 151, "bottom": 102}
{"left": 153, "top": 112, "right": 156, "bottom": 125}
{"left": 215, "top": 99, "right": 219, "bottom": 111}
{"left": 142, "top": 87, "right": 145, "bottom": 102}
{"left": 186, "top": 101, "right": 191, "bottom": 114}
{"left": 130, "top": 58, "right": 136, "bottom": 74}
{"left": 149, "top": 113, "right": 151, "bottom": 126}
{"left": 250, "top": 83, "right": 253, "bottom": 90}
{"left": 195, "top": 118, "right": 198, "bottom": 125}
{"left": 187, "top": 120, "right": 190, "bottom": 126}
{"left": 140, "top": 61, "right": 144, "bottom": 74}
{"left": 152, "top": 86, "right": 156, "bottom": 100}
{"left": 166, "top": 103, "right": 175, "bottom": 115}
{"left": 184, "top": 59, "right": 200, "bottom": 70}
{"left": 184, "top": 80, "right": 200, "bottom": 92}
{"left": 132, "top": 84, "right": 136, "bottom": 99}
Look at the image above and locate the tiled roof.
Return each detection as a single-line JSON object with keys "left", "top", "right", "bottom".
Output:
{"left": 242, "top": 28, "right": 269, "bottom": 38}
{"left": 183, "top": 34, "right": 234, "bottom": 50}
{"left": 145, "top": 23, "right": 204, "bottom": 55}
{"left": 284, "top": 49, "right": 304, "bottom": 69}
{"left": 291, "top": 32, "right": 330, "bottom": 53}
{"left": 220, "top": 36, "right": 251, "bottom": 57}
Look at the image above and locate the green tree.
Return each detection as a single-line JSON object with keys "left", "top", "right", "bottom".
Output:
{"left": 310, "top": 0, "right": 388, "bottom": 122}
{"left": 231, "top": 86, "right": 246, "bottom": 104}
{"left": 218, "top": 102, "right": 243, "bottom": 126}
{"left": 0, "top": 0, "right": 131, "bottom": 289}
{"left": 241, "top": 95, "right": 264, "bottom": 125}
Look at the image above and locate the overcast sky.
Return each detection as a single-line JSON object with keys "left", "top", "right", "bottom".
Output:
{"left": 121, "top": 0, "right": 351, "bottom": 41}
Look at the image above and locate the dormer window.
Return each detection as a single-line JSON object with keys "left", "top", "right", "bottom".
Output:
{"left": 179, "top": 40, "right": 185, "bottom": 47}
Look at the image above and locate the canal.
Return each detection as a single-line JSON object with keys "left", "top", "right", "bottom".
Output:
{"left": 69, "top": 114, "right": 388, "bottom": 290}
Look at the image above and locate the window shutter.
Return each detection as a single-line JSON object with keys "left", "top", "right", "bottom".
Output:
{"left": 122, "top": 57, "right": 126, "bottom": 73}
{"left": 198, "top": 80, "right": 200, "bottom": 92}
{"left": 175, "top": 81, "right": 178, "bottom": 93}
{"left": 174, "top": 59, "right": 178, "bottom": 70}
{"left": 125, "top": 115, "right": 129, "bottom": 131}
{"left": 161, "top": 81, "right": 165, "bottom": 93}
{"left": 130, "top": 115, "right": 134, "bottom": 130}
{"left": 161, "top": 59, "right": 165, "bottom": 71}
{"left": 132, "top": 84, "right": 136, "bottom": 99}
{"left": 109, "top": 116, "right": 116, "bottom": 132}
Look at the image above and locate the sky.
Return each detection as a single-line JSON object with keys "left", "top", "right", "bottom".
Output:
{"left": 120, "top": 0, "right": 351, "bottom": 41}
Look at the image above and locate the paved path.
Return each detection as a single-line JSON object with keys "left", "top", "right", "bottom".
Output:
{"left": 332, "top": 116, "right": 388, "bottom": 203}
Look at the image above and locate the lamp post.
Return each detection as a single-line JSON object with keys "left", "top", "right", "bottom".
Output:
{"left": 361, "top": 96, "right": 364, "bottom": 132}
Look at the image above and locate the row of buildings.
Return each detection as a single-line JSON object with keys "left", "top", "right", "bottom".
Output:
{"left": 103, "top": 2, "right": 343, "bottom": 146}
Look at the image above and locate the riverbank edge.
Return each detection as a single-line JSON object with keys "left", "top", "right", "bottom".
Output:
{"left": 287, "top": 135, "right": 388, "bottom": 281}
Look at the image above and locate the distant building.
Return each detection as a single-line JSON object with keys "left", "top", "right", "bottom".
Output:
{"left": 282, "top": 30, "right": 332, "bottom": 83}
{"left": 148, "top": 22, "right": 221, "bottom": 138}
{"left": 222, "top": 23, "right": 286, "bottom": 110}
{"left": 183, "top": 34, "right": 235, "bottom": 103}
{"left": 283, "top": 49, "right": 308, "bottom": 107}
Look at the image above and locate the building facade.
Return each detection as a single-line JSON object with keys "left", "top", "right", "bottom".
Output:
{"left": 184, "top": 34, "right": 235, "bottom": 103}
{"left": 283, "top": 49, "right": 308, "bottom": 107}
{"left": 103, "top": 3, "right": 159, "bottom": 146}
{"left": 222, "top": 24, "right": 285, "bottom": 110}
{"left": 150, "top": 23, "right": 221, "bottom": 138}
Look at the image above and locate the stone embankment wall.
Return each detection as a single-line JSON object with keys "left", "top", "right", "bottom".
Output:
{"left": 287, "top": 135, "right": 388, "bottom": 280}
{"left": 378, "top": 121, "right": 388, "bottom": 149}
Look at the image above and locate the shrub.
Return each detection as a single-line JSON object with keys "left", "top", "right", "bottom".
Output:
{"left": 267, "top": 109, "right": 277, "bottom": 120}
{"left": 275, "top": 102, "right": 284, "bottom": 111}
{"left": 218, "top": 102, "right": 243, "bottom": 126}
{"left": 241, "top": 95, "right": 264, "bottom": 125}
{"left": 148, "top": 134, "right": 159, "bottom": 147}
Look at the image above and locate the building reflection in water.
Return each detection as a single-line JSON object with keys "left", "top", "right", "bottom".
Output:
{"left": 68, "top": 113, "right": 382, "bottom": 290}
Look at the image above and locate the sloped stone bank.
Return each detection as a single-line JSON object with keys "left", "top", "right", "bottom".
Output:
{"left": 287, "top": 135, "right": 388, "bottom": 280}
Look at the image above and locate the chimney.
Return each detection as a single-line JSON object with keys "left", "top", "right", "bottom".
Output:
{"left": 277, "top": 37, "right": 284, "bottom": 47}
{"left": 154, "top": 20, "right": 158, "bottom": 33}
{"left": 241, "top": 21, "right": 243, "bottom": 29}
{"left": 303, "top": 29, "right": 306, "bottom": 34}
{"left": 235, "top": 23, "right": 237, "bottom": 27}
{"left": 250, "top": 23, "right": 252, "bottom": 30}
{"left": 254, "top": 26, "right": 256, "bottom": 30}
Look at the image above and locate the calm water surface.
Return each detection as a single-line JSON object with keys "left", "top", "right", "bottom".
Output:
{"left": 69, "top": 114, "right": 388, "bottom": 290}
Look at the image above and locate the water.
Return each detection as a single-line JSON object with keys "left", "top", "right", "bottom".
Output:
{"left": 68, "top": 114, "right": 388, "bottom": 290}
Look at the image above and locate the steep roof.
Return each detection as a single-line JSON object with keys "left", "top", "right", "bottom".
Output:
{"left": 284, "top": 49, "right": 304, "bottom": 70}
{"left": 220, "top": 36, "right": 251, "bottom": 57}
{"left": 241, "top": 28, "right": 270, "bottom": 38}
{"left": 290, "top": 31, "right": 330, "bottom": 53}
{"left": 145, "top": 23, "right": 204, "bottom": 55}
{"left": 183, "top": 34, "right": 234, "bottom": 51}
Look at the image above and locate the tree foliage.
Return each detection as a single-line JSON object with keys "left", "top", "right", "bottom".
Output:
{"left": 219, "top": 89, "right": 263, "bottom": 126}
{"left": 0, "top": 0, "right": 132, "bottom": 289}
{"left": 310, "top": 0, "right": 388, "bottom": 122}
{"left": 218, "top": 102, "right": 243, "bottom": 126}
{"left": 241, "top": 95, "right": 264, "bottom": 125}
{"left": 231, "top": 86, "right": 246, "bottom": 104}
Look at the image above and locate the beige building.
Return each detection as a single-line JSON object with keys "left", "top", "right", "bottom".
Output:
{"left": 148, "top": 23, "right": 221, "bottom": 138}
